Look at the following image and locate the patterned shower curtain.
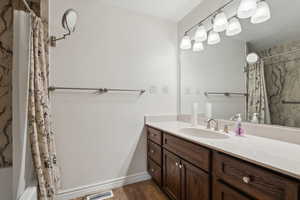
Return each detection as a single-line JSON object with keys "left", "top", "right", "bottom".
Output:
{"left": 28, "top": 15, "right": 60, "bottom": 200}
{"left": 247, "top": 60, "right": 271, "bottom": 124}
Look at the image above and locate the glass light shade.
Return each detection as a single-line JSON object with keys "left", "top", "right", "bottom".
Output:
{"left": 194, "top": 25, "right": 207, "bottom": 42}
{"left": 246, "top": 53, "right": 259, "bottom": 64}
{"left": 237, "top": 0, "right": 257, "bottom": 19}
{"left": 193, "top": 41, "right": 204, "bottom": 52}
{"left": 251, "top": 1, "right": 271, "bottom": 24}
{"left": 207, "top": 31, "right": 221, "bottom": 45}
{"left": 213, "top": 12, "right": 228, "bottom": 32}
{"left": 226, "top": 17, "right": 242, "bottom": 36}
{"left": 180, "top": 35, "right": 192, "bottom": 50}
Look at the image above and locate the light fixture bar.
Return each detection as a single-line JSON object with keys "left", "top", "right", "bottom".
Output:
{"left": 191, "top": 14, "right": 238, "bottom": 42}
{"left": 184, "top": 0, "right": 236, "bottom": 34}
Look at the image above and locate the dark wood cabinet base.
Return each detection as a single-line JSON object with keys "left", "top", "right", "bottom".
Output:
{"left": 147, "top": 126, "right": 300, "bottom": 200}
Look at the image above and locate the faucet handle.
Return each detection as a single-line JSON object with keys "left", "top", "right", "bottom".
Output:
{"left": 223, "top": 124, "right": 233, "bottom": 133}
{"left": 206, "top": 119, "right": 211, "bottom": 129}
{"left": 224, "top": 125, "right": 229, "bottom": 133}
{"left": 214, "top": 120, "right": 219, "bottom": 131}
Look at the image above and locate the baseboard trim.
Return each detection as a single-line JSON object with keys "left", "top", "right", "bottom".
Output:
{"left": 55, "top": 172, "right": 151, "bottom": 200}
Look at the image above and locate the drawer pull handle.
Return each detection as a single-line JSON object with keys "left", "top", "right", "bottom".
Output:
{"left": 243, "top": 176, "right": 251, "bottom": 184}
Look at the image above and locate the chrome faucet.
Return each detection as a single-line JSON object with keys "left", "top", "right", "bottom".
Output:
{"left": 206, "top": 119, "right": 219, "bottom": 131}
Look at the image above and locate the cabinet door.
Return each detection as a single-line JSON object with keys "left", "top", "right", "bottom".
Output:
{"left": 214, "top": 152, "right": 299, "bottom": 200}
{"left": 181, "top": 160, "right": 210, "bottom": 200}
{"left": 163, "top": 150, "right": 181, "bottom": 200}
{"left": 213, "top": 180, "right": 252, "bottom": 200}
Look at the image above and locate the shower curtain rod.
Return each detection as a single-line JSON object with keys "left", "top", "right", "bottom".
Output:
{"left": 282, "top": 100, "right": 300, "bottom": 104}
{"left": 22, "top": 0, "right": 36, "bottom": 15}
{"left": 261, "top": 48, "right": 300, "bottom": 60}
{"left": 48, "top": 86, "right": 146, "bottom": 95}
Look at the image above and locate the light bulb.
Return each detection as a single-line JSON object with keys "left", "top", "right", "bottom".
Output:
{"left": 251, "top": 1, "right": 271, "bottom": 24}
{"left": 207, "top": 31, "right": 221, "bottom": 45}
{"left": 180, "top": 35, "right": 192, "bottom": 50}
{"left": 226, "top": 17, "right": 242, "bottom": 36}
{"left": 246, "top": 53, "right": 259, "bottom": 64}
{"left": 193, "top": 41, "right": 204, "bottom": 52}
{"left": 213, "top": 12, "right": 228, "bottom": 32}
{"left": 237, "top": 0, "right": 257, "bottom": 19}
{"left": 194, "top": 25, "right": 207, "bottom": 42}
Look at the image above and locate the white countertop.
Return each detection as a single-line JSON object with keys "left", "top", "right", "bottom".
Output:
{"left": 146, "top": 120, "right": 300, "bottom": 180}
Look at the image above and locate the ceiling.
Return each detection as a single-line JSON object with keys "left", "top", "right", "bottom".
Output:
{"left": 236, "top": 0, "right": 300, "bottom": 50}
{"left": 99, "top": 0, "right": 204, "bottom": 22}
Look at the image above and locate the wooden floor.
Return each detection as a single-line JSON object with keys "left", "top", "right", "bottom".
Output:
{"left": 72, "top": 180, "right": 169, "bottom": 200}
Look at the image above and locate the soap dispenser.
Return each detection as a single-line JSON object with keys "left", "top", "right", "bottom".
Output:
{"left": 234, "top": 114, "right": 245, "bottom": 136}
{"left": 251, "top": 113, "right": 259, "bottom": 123}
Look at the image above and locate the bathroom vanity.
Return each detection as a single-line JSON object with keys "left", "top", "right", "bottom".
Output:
{"left": 146, "top": 122, "right": 300, "bottom": 200}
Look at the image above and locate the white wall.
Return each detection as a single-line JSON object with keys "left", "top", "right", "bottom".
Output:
{"left": 180, "top": 37, "right": 246, "bottom": 119}
{"left": 0, "top": 168, "right": 12, "bottom": 200}
{"left": 50, "top": 0, "right": 178, "bottom": 193}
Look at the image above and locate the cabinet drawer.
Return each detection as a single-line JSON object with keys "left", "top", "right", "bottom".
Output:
{"left": 147, "top": 127, "right": 162, "bottom": 145}
{"left": 213, "top": 152, "right": 299, "bottom": 200}
{"left": 163, "top": 133, "right": 210, "bottom": 172}
{"left": 213, "top": 180, "right": 252, "bottom": 200}
{"left": 148, "top": 140, "right": 162, "bottom": 166}
{"left": 148, "top": 158, "right": 162, "bottom": 187}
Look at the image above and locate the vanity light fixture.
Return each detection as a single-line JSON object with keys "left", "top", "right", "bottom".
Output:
{"left": 179, "top": 0, "right": 271, "bottom": 51}
{"left": 251, "top": 1, "right": 271, "bottom": 24}
{"left": 180, "top": 33, "right": 192, "bottom": 50}
{"left": 207, "top": 30, "right": 221, "bottom": 45}
{"left": 237, "top": 0, "right": 258, "bottom": 19}
{"left": 226, "top": 17, "right": 242, "bottom": 36}
{"left": 193, "top": 41, "right": 204, "bottom": 52}
{"left": 194, "top": 25, "right": 207, "bottom": 42}
{"left": 213, "top": 12, "right": 229, "bottom": 32}
{"left": 246, "top": 52, "right": 259, "bottom": 64}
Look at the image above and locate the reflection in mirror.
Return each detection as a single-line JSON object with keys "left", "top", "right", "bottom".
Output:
{"left": 180, "top": 0, "right": 300, "bottom": 128}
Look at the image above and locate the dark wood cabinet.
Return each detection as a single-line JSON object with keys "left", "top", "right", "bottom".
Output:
{"left": 213, "top": 180, "right": 252, "bottom": 200}
{"left": 181, "top": 160, "right": 210, "bottom": 200}
{"left": 147, "top": 127, "right": 163, "bottom": 187}
{"left": 148, "top": 158, "right": 162, "bottom": 186}
{"left": 163, "top": 133, "right": 210, "bottom": 172}
{"left": 213, "top": 152, "right": 299, "bottom": 200}
{"left": 163, "top": 150, "right": 181, "bottom": 200}
{"left": 148, "top": 140, "right": 162, "bottom": 165}
{"left": 147, "top": 126, "right": 300, "bottom": 200}
{"left": 163, "top": 150, "right": 210, "bottom": 200}
{"left": 148, "top": 127, "right": 162, "bottom": 145}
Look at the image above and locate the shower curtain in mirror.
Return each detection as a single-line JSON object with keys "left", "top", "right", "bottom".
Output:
{"left": 28, "top": 15, "right": 60, "bottom": 200}
{"left": 247, "top": 60, "right": 271, "bottom": 124}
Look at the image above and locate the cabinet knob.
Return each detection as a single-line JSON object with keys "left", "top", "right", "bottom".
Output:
{"left": 150, "top": 150, "right": 155, "bottom": 154}
{"left": 179, "top": 164, "right": 183, "bottom": 169}
{"left": 243, "top": 176, "right": 251, "bottom": 184}
{"left": 152, "top": 133, "right": 156, "bottom": 137}
{"left": 175, "top": 162, "right": 179, "bottom": 166}
{"left": 151, "top": 168, "right": 154, "bottom": 172}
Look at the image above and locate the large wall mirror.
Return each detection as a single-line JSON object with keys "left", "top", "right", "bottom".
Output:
{"left": 180, "top": 0, "right": 300, "bottom": 128}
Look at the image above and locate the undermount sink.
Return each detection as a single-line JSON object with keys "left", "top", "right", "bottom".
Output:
{"left": 179, "top": 127, "right": 229, "bottom": 139}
